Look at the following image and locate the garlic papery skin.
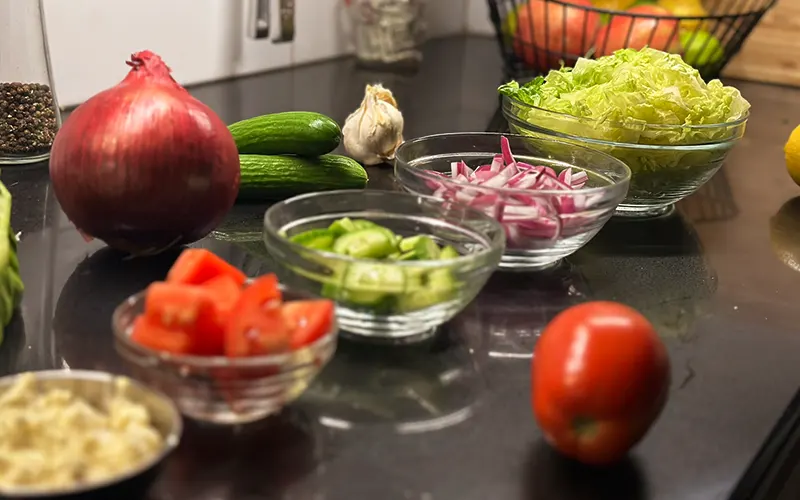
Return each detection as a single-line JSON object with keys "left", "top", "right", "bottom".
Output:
{"left": 343, "top": 83, "right": 405, "bottom": 166}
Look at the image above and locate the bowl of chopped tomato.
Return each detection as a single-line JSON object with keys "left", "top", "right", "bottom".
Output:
{"left": 113, "top": 248, "right": 338, "bottom": 425}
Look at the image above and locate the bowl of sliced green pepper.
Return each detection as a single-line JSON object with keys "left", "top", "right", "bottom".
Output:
{"left": 263, "top": 190, "right": 506, "bottom": 342}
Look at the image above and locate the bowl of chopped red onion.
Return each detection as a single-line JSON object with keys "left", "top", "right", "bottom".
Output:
{"left": 394, "top": 133, "right": 631, "bottom": 270}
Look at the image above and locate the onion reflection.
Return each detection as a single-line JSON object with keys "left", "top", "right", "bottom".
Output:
{"left": 53, "top": 247, "right": 182, "bottom": 371}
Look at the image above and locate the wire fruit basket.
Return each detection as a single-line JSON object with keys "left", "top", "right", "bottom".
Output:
{"left": 486, "top": 0, "right": 777, "bottom": 79}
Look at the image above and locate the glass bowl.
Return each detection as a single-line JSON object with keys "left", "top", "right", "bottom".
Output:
{"left": 263, "top": 190, "right": 505, "bottom": 342}
{"left": 502, "top": 95, "right": 748, "bottom": 218}
{"left": 394, "top": 133, "right": 630, "bottom": 270}
{"left": 113, "top": 286, "right": 337, "bottom": 425}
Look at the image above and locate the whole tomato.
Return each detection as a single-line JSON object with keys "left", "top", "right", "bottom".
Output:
{"left": 531, "top": 301, "right": 671, "bottom": 465}
{"left": 514, "top": 0, "right": 600, "bottom": 71}
{"left": 595, "top": 5, "right": 681, "bottom": 56}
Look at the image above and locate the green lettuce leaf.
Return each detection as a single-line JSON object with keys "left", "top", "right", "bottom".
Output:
{"left": 499, "top": 48, "right": 750, "bottom": 146}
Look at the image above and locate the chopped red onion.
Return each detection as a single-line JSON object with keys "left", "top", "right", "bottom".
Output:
{"left": 423, "top": 136, "right": 599, "bottom": 246}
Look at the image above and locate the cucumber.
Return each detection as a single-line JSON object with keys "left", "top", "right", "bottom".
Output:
{"left": 228, "top": 112, "right": 342, "bottom": 157}
{"left": 323, "top": 263, "right": 406, "bottom": 308}
{"left": 396, "top": 269, "right": 458, "bottom": 313}
{"left": 333, "top": 229, "right": 396, "bottom": 259}
{"left": 0, "top": 181, "right": 22, "bottom": 345}
{"left": 289, "top": 216, "right": 466, "bottom": 313}
{"left": 328, "top": 217, "right": 357, "bottom": 236}
{"left": 237, "top": 154, "right": 368, "bottom": 202}
{"left": 289, "top": 229, "right": 336, "bottom": 251}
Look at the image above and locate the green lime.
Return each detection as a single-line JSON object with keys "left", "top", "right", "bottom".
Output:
{"left": 680, "top": 30, "right": 724, "bottom": 66}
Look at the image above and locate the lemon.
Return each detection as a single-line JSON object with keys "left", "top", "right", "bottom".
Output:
{"left": 593, "top": 0, "right": 639, "bottom": 10}
{"left": 502, "top": 5, "right": 520, "bottom": 36}
{"left": 658, "top": 0, "right": 708, "bottom": 30}
{"left": 785, "top": 125, "right": 800, "bottom": 187}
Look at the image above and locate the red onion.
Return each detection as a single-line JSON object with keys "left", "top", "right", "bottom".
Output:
{"left": 50, "top": 50, "right": 240, "bottom": 255}
{"left": 424, "top": 136, "right": 596, "bottom": 246}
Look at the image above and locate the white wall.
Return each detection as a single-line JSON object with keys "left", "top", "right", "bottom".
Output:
{"left": 466, "top": 0, "right": 494, "bottom": 35}
{"left": 43, "top": 0, "right": 498, "bottom": 108}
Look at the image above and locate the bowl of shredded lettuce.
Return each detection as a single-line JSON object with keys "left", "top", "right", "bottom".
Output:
{"left": 499, "top": 48, "right": 750, "bottom": 217}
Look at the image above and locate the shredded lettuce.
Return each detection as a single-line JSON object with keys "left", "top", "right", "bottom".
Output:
{"left": 499, "top": 48, "right": 750, "bottom": 146}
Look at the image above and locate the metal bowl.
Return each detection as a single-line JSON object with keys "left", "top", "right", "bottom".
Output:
{"left": 0, "top": 370, "right": 182, "bottom": 500}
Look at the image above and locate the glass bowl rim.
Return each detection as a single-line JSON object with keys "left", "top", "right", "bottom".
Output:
{"left": 263, "top": 189, "right": 507, "bottom": 270}
{"left": 0, "top": 369, "right": 182, "bottom": 498}
{"left": 502, "top": 94, "right": 750, "bottom": 148}
{"left": 112, "top": 287, "right": 338, "bottom": 369}
{"left": 394, "top": 132, "right": 632, "bottom": 197}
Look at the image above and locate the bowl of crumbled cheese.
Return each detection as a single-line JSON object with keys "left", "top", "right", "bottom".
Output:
{"left": 0, "top": 370, "right": 182, "bottom": 499}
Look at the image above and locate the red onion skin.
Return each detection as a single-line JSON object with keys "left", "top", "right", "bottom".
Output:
{"left": 50, "top": 50, "right": 240, "bottom": 255}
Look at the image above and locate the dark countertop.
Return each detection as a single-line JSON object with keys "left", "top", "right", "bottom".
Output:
{"left": 3, "top": 36, "right": 800, "bottom": 500}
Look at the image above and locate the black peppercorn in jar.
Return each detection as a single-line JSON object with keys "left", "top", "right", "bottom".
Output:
{"left": 0, "top": 82, "right": 59, "bottom": 160}
{"left": 0, "top": 0, "right": 62, "bottom": 165}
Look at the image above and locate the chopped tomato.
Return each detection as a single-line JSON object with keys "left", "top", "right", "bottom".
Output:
{"left": 201, "top": 274, "right": 242, "bottom": 320}
{"left": 167, "top": 248, "right": 246, "bottom": 287}
{"left": 224, "top": 308, "right": 291, "bottom": 357}
{"left": 130, "top": 315, "right": 193, "bottom": 354}
{"left": 281, "top": 300, "right": 334, "bottom": 349}
{"left": 233, "top": 274, "right": 282, "bottom": 313}
{"left": 144, "top": 281, "right": 225, "bottom": 355}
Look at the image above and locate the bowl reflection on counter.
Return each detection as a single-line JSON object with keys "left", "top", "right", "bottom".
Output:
{"left": 451, "top": 262, "right": 590, "bottom": 362}
{"left": 113, "top": 286, "right": 337, "bottom": 426}
{"left": 300, "top": 329, "right": 484, "bottom": 434}
{"left": 0, "top": 370, "right": 181, "bottom": 500}
{"left": 570, "top": 212, "right": 718, "bottom": 342}
{"left": 502, "top": 95, "right": 747, "bottom": 219}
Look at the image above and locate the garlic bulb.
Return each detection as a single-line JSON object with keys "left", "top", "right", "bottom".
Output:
{"left": 343, "top": 84, "right": 404, "bottom": 166}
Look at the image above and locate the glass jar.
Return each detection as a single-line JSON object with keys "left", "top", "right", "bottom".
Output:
{"left": 0, "top": 0, "right": 61, "bottom": 165}
{"left": 346, "top": 0, "right": 427, "bottom": 70}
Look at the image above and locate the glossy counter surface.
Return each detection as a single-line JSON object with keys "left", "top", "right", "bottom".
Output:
{"left": 3, "top": 37, "right": 800, "bottom": 500}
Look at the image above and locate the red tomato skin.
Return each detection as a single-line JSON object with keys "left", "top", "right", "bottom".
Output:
{"left": 595, "top": 6, "right": 681, "bottom": 56}
{"left": 201, "top": 274, "right": 243, "bottom": 319}
{"left": 130, "top": 315, "right": 193, "bottom": 354}
{"left": 223, "top": 274, "right": 289, "bottom": 357}
{"left": 224, "top": 309, "right": 291, "bottom": 357}
{"left": 514, "top": 0, "right": 600, "bottom": 71}
{"left": 167, "top": 248, "right": 246, "bottom": 286}
{"left": 531, "top": 301, "right": 670, "bottom": 465}
{"left": 281, "top": 300, "right": 335, "bottom": 349}
{"left": 144, "top": 281, "right": 225, "bottom": 355}
{"left": 235, "top": 274, "right": 282, "bottom": 312}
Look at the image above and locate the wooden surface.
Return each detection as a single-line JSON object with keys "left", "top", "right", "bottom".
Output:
{"left": 723, "top": 0, "right": 800, "bottom": 87}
